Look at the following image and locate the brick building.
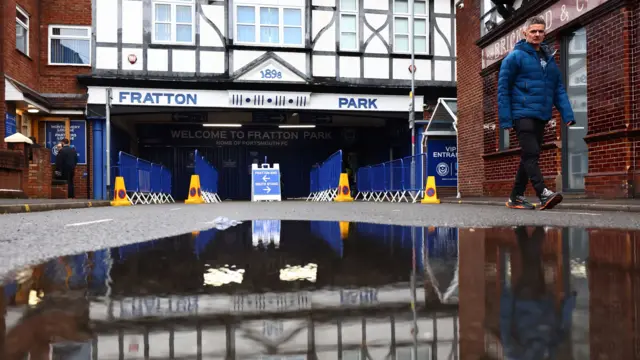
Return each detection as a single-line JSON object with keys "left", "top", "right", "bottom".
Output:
{"left": 457, "top": 0, "right": 639, "bottom": 199}
{"left": 1, "top": 0, "right": 92, "bottom": 199}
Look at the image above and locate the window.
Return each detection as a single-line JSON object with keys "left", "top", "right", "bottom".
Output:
{"left": 235, "top": 5, "right": 303, "bottom": 46}
{"left": 16, "top": 6, "right": 29, "bottom": 55}
{"left": 563, "top": 27, "right": 588, "bottom": 191}
{"left": 393, "top": 0, "right": 428, "bottom": 54}
{"left": 152, "top": 0, "right": 195, "bottom": 44}
{"left": 340, "top": 0, "right": 358, "bottom": 50}
{"left": 48, "top": 26, "right": 91, "bottom": 66}
{"left": 480, "top": 0, "right": 504, "bottom": 36}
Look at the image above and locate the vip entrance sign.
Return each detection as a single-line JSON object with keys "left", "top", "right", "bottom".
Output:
{"left": 251, "top": 163, "right": 282, "bottom": 202}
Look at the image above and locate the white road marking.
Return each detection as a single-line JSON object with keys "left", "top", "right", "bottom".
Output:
{"left": 548, "top": 211, "right": 600, "bottom": 216}
{"left": 170, "top": 208, "right": 182, "bottom": 211}
{"left": 65, "top": 219, "right": 113, "bottom": 227}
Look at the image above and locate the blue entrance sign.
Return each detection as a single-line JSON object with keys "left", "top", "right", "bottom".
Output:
{"left": 251, "top": 163, "right": 282, "bottom": 201}
{"left": 4, "top": 113, "right": 17, "bottom": 137}
{"left": 427, "top": 138, "right": 457, "bottom": 187}
{"left": 45, "top": 120, "right": 87, "bottom": 164}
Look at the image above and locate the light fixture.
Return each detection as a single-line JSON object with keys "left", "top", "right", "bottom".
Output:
{"left": 203, "top": 123, "right": 242, "bottom": 127}
{"left": 27, "top": 108, "right": 39, "bottom": 113}
{"left": 278, "top": 125, "right": 315, "bottom": 129}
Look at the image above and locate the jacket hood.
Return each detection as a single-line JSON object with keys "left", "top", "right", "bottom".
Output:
{"left": 513, "top": 39, "right": 556, "bottom": 59}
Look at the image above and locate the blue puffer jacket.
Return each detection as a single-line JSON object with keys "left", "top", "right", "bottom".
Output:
{"left": 498, "top": 40, "right": 575, "bottom": 129}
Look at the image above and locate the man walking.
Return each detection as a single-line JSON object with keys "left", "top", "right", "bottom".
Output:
{"left": 55, "top": 138, "right": 78, "bottom": 198}
{"left": 498, "top": 16, "right": 575, "bottom": 210}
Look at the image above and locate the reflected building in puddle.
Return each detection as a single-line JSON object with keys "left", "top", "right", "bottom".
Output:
{"left": 458, "top": 226, "right": 640, "bottom": 360}
{"left": 1, "top": 221, "right": 638, "bottom": 359}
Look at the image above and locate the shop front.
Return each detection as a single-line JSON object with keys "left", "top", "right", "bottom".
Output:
{"left": 456, "top": 0, "right": 639, "bottom": 199}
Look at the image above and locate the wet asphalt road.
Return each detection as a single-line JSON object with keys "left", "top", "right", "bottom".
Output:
{"left": 0, "top": 201, "right": 639, "bottom": 275}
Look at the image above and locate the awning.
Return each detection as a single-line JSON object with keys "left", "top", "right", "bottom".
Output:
{"left": 424, "top": 97, "right": 457, "bottom": 136}
{"left": 5, "top": 76, "right": 87, "bottom": 114}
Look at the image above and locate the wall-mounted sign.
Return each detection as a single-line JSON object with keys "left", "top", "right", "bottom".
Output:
{"left": 4, "top": 113, "right": 17, "bottom": 137}
{"left": 90, "top": 87, "right": 424, "bottom": 112}
{"left": 236, "top": 58, "right": 306, "bottom": 83}
{"left": 481, "top": 0, "right": 610, "bottom": 69}
{"left": 45, "top": 120, "right": 87, "bottom": 165}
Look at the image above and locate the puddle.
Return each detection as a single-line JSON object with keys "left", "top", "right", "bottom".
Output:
{"left": 1, "top": 221, "right": 639, "bottom": 359}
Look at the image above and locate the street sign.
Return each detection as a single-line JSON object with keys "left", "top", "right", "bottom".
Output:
{"left": 251, "top": 163, "right": 282, "bottom": 201}
{"left": 408, "top": 64, "right": 417, "bottom": 73}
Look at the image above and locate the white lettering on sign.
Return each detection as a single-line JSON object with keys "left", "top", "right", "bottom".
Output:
{"left": 481, "top": 0, "right": 610, "bottom": 68}
{"left": 339, "top": 288, "right": 379, "bottom": 306}
{"left": 232, "top": 292, "right": 311, "bottom": 312}
{"left": 433, "top": 146, "right": 458, "bottom": 158}
{"left": 169, "top": 130, "right": 333, "bottom": 147}
{"left": 116, "top": 296, "right": 198, "bottom": 319}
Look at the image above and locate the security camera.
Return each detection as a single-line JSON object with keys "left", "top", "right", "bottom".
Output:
{"left": 423, "top": 104, "right": 433, "bottom": 112}
{"left": 455, "top": 0, "right": 464, "bottom": 9}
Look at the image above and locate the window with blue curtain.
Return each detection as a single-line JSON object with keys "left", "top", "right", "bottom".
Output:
{"left": 260, "top": 7, "right": 279, "bottom": 44}
{"left": 236, "top": 5, "right": 303, "bottom": 45}
{"left": 237, "top": 6, "right": 256, "bottom": 42}
{"left": 152, "top": 0, "right": 194, "bottom": 43}
{"left": 283, "top": 8, "right": 302, "bottom": 45}
{"left": 49, "top": 26, "right": 91, "bottom": 65}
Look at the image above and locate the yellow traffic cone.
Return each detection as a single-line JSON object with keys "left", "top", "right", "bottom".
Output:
{"left": 339, "top": 221, "right": 350, "bottom": 240}
{"left": 185, "top": 175, "right": 205, "bottom": 204}
{"left": 334, "top": 173, "right": 354, "bottom": 202}
{"left": 420, "top": 176, "right": 441, "bottom": 204}
{"left": 110, "top": 176, "right": 131, "bottom": 206}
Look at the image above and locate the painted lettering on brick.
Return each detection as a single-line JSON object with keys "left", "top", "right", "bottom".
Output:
{"left": 118, "top": 91, "right": 198, "bottom": 105}
{"left": 481, "top": 0, "right": 609, "bottom": 69}
{"left": 338, "top": 97, "right": 378, "bottom": 109}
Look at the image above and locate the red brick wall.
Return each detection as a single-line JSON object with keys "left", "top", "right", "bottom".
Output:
{"left": 583, "top": 7, "right": 638, "bottom": 198}
{"left": 455, "top": 0, "right": 485, "bottom": 196}
{"left": 0, "top": 149, "right": 24, "bottom": 192}
{"left": 38, "top": 0, "right": 92, "bottom": 94}
{"left": 25, "top": 147, "right": 51, "bottom": 198}
{"left": 4, "top": 0, "right": 40, "bottom": 91}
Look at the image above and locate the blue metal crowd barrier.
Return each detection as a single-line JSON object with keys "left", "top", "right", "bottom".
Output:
{"left": 310, "top": 221, "right": 344, "bottom": 257}
{"left": 194, "top": 149, "right": 221, "bottom": 203}
{"left": 114, "top": 151, "right": 175, "bottom": 204}
{"left": 306, "top": 150, "right": 343, "bottom": 201}
{"left": 354, "top": 153, "right": 427, "bottom": 203}
{"left": 354, "top": 223, "right": 459, "bottom": 303}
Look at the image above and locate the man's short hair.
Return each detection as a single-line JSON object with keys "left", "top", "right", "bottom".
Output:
{"left": 62, "top": 138, "right": 70, "bottom": 145}
{"left": 525, "top": 16, "right": 546, "bottom": 29}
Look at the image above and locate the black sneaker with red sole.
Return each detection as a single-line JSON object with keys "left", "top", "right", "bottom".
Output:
{"left": 506, "top": 195, "right": 536, "bottom": 210}
{"left": 539, "top": 190, "right": 563, "bottom": 210}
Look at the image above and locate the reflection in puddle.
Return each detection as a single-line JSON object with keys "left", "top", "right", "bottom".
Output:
{"left": 1, "top": 222, "right": 638, "bottom": 359}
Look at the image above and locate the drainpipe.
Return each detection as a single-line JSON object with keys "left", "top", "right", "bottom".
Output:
{"left": 452, "top": 120, "right": 460, "bottom": 198}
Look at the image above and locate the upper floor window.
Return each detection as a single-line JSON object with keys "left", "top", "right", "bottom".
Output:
{"left": 48, "top": 25, "right": 91, "bottom": 66}
{"left": 393, "top": 0, "right": 428, "bottom": 54}
{"left": 235, "top": 5, "right": 304, "bottom": 46}
{"left": 481, "top": 0, "right": 508, "bottom": 36}
{"left": 339, "top": 0, "right": 358, "bottom": 51}
{"left": 152, "top": 0, "right": 195, "bottom": 44}
{"left": 16, "top": 6, "right": 29, "bottom": 55}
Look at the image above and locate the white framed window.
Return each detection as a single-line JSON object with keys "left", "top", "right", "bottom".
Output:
{"left": 393, "top": 0, "right": 428, "bottom": 54}
{"left": 339, "top": 0, "right": 358, "bottom": 51}
{"left": 48, "top": 25, "right": 91, "bottom": 66}
{"left": 16, "top": 6, "right": 29, "bottom": 55}
{"left": 235, "top": 5, "right": 304, "bottom": 46}
{"left": 152, "top": 0, "right": 195, "bottom": 45}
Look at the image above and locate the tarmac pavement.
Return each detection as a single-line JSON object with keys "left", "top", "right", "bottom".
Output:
{"left": 1, "top": 201, "right": 639, "bottom": 277}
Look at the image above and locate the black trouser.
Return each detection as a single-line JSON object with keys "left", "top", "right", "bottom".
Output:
{"left": 511, "top": 118, "right": 546, "bottom": 198}
{"left": 63, "top": 168, "right": 75, "bottom": 198}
